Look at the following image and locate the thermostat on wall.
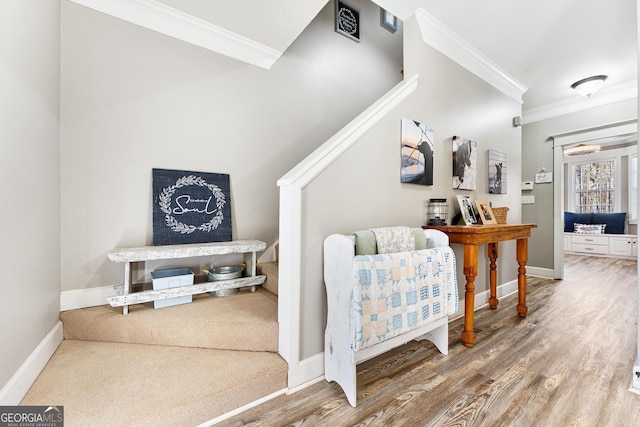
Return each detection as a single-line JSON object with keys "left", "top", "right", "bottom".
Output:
{"left": 521, "top": 181, "right": 533, "bottom": 191}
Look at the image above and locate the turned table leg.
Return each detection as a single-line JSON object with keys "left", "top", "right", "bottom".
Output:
{"left": 516, "top": 238, "right": 528, "bottom": 318}
{"left": 461, "top": 244, "right": 479, "bottom": 347}
{"left": 488, "top": 242, "right": 499, "bottom": 309}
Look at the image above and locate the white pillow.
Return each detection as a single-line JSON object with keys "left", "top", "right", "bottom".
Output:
{"left": 574, "top": 223, "right": 606, "bottom": 234}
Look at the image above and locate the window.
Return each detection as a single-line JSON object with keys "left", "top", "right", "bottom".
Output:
{"left": 573, "top": 160, "right": 615, "bottom": 213}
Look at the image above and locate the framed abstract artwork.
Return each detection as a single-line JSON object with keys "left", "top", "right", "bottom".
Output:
{"left": 452, "top": 136, "right": 477, "bottom": 190}
{"left": 488, "top": 149, "right": 507, "bottom": 194}
{"left": 401, "top": 118, "right": 434, "bottom": 185}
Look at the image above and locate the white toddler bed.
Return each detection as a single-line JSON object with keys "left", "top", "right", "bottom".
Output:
{"left": 323, "top": 226, "right": 458, "bottom": 407}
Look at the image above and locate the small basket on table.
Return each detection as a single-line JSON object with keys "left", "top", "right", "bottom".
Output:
{"left": 492, "top": 207, "right": 509, "bottom": 224}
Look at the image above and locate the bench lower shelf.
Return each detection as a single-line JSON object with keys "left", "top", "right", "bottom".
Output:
{"left": 107, "top": 275, "right": 266, "bottom": 307}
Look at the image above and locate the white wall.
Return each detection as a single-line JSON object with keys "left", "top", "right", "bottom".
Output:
{"left": 59, "top": 0, "right": 403, "bottom": 292}
{"left": 0, "top": 1, "right": 61, "bottom": 389}
{"left": 522, "top": 98, "right": 637, "bottom": 269}
{"left": 299, "top": 15, "right": 523, "bottom": 359}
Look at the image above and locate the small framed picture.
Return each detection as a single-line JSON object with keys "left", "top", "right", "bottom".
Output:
{"left": 380, "top": 9, "right": 397, "bottom": 33}
{"left": 335, "top": 0, "right": 360, "bottom": 42}
{"left": 475, "top": 200, "right": 497, "bottom": 225}
{"left": 457, "top": 195, "right": 479, "bottom": 225}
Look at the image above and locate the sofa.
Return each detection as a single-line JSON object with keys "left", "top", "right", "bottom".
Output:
{"left": 564, "top": 211, "right": 627, "bottom": 234}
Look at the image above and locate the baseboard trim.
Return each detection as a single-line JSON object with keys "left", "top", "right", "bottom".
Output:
{"left": 0, "top": 321, "right": 63, "bottom": 405}
{"left": 60, "top": 285, "right": 121, "bottom": 311}
{"left": 287, "top": 374, "right": 325, "bottom": 395}
{"left": 287, "top": 352, "right": 325, "bottom": 390}
{"left": 197, "top": 388, "right": 287, "bottom": 427}
{"left": 447, "top": 279, "right": 518, "bottom": 322}
{"left": 526, "top": 266, "right": 555, "bottom": 279}
{"left": 476, "top": 279, "right": 518, "bottom": 308}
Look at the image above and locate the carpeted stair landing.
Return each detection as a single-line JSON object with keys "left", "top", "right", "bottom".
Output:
{"left": 60, "top": 288, "right": 279, "bottom": 352}
{"left": 21, "top": 288, "right": 287, "bottom": 426}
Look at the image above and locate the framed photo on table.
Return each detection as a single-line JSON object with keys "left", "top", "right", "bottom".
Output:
{"left": 475, "top": 200, "right": 497, "bottom": 225}
{"left": 457, "top": 195, "right": 479, "bottom": 225}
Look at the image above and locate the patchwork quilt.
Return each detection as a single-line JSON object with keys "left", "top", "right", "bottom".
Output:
{"left": 351, "top": 246, "right": 458, "bottom": 351}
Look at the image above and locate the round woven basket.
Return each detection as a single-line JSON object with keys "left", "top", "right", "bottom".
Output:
{"left": 492, "top": 207, "right": 509, "bottom": 224}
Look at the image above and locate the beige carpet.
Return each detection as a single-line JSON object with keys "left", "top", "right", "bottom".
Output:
{"left": 21, "top": 287, "right": 286, "bottom": 426}
{"left": 21, "top": 340, "right": 287, "bottom": 427}
{"left": 257, "top": 262, "right": 278, "bottom": 295}
{"left": 60, "top": 288, "right": 278, "bottom": 352}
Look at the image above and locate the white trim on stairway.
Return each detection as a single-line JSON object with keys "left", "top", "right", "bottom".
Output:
{"left": 60, "top": 285, "right": 123, "bottom": 311}
{"left": 0, "top": 321, "right": 63, "bottom": 405}
{"left": 69, "top": 0, "right": 282, "bottom": 70}
{"left": 277, "top": 75, "right": 419, "bottom": 388}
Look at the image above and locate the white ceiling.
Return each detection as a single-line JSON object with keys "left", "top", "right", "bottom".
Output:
{"left": 72, "top": 0, "right": 638, "bottom": 114}
{"left": 375, "top": 0, "right": 637, "bottom": 112}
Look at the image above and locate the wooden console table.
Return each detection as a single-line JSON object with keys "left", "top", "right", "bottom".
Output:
{"left": 425, "top": 224, "right": 537, "bottom": 347}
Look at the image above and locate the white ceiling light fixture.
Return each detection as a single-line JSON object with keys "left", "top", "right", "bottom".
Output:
{"left": 571, "top": 75, "right": 608, "bottom": 97}
{"left": 563, "top": 143, "right": 601, "bottom": 156}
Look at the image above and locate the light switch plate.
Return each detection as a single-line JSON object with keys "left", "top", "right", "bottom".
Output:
{"left": 522, "top": 195, "right": 535, "bottom": 204}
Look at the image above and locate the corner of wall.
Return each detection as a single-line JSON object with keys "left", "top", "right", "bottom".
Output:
{"left": 0, "top": 322, "right": 63, "bottom": 405}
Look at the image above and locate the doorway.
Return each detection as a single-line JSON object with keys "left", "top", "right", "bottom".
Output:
{"left": 552, "top": 121, "right": 638, "bottom": 278}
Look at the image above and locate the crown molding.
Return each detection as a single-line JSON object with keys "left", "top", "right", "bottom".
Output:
{"left": 523, "top": 81, "right": 638, "bottom": 124}
{"left": 414, "top": 9, "right": 527, "bottom": 104}
{"left": 69, "top": 0, "right": 282, "bottom": 70}
{"left": 551, "top": 120, "right": 637, "bottom": 148}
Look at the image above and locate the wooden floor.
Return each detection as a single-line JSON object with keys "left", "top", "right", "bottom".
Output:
{"left": 219, "top": 255, "right": 640, "bottom": 427}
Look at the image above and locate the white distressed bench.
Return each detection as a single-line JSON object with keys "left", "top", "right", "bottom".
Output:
{"left": 107, "top": 240, "right": 266, "bottom": 314}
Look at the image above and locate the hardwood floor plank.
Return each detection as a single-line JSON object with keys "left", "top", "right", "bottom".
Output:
{"left": 219, "top": 255, "right": 640, "bottom": 426}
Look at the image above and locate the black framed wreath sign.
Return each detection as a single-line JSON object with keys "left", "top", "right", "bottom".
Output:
{"left": 152, "top": 168, "right": 232, "bottom": 245}
{"left": 335, "top": 0, "right": 360, "bottom": 42}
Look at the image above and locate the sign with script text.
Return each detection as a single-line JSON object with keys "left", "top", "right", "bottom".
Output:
{"left": 152, "top": 169, "right": 232, "bottom": 245}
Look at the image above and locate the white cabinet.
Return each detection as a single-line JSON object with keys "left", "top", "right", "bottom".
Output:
{"left": 570, "top": 234, "right": 609, "bottom": 255}
{"left": 564, "top": 233, "right": 637, "bottom": 259}
{"left": 609, "top": 236, "right": 638, "bottom": 257}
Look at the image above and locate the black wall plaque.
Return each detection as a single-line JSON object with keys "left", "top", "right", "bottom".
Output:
{"left": 152, "top": 168, "right": 232, "bottom": 245}
{"left": 335, "top": 0, "right": 360, "bottom": 42}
